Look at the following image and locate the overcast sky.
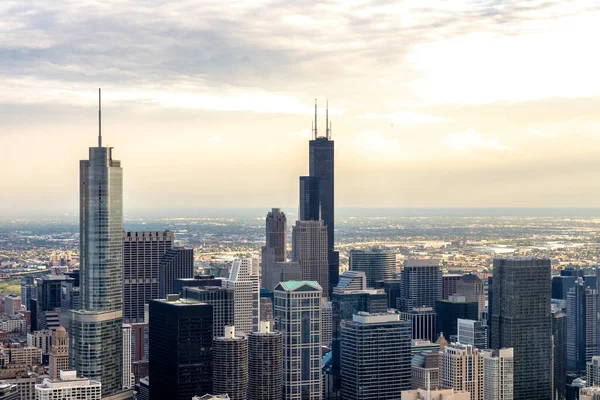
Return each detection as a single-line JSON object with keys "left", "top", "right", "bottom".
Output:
{"left": 2, "top": 0, "right": 600, "bottom": 216}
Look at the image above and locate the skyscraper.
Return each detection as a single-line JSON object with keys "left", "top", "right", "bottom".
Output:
{"left": 435, "top": 296, "right": 478, "bottom": 339}
{"left": 482, "top": 348, "right": 514, "bottom": 400}
{"left": 399, "top": 259, "right": 442, "bottom": 313}
{"left": 159, "top": 247, "right": 194, "bottom": 298}
{"left": 491, "top": 257, "right": 552, "bottom": 400}
{"left": 587, "top": 356, "right": 600, "bottom": 386}
{"left": 400, "top": 307, "right": 437, "bottom": 342}
{"left": 212, "top": 326, "right": 248, "bottom": 400}
{"left": 567, "top": 277, "right": 597, "bottom": 373}
{"left": 123, "top": 231, "right": 175, "bottom": 323}
{"left": 442, "top": 274, "right": 462, "bottom": 300}
{"left": 274, "top": 281, "right": 322, "bottom": 400}
{"left": 261, "top": 208, "right": 287, "bottom": 288}
{"left": 552, "top": 307, "right": 567, "bottom": 400}
{"left": 71, "top": 89, "right": 126, "bottom": 398}
{"left": 334, "top": 271, "right": 367, "bottom": 293}
{"left": 292, "top": 220, "right": 329, "bottom": 295}
{"left": 48, "top": 326, "right": 69, "bottom": 380}
{"left": 122, "top": 325, "right": 133, "bottom": 390}
{"left": 340, "top": 312, "right": 411, "bottom": 399}
{"left": 454, "top": 274, "right": 486, "bottom": 318}
{"left": 226, "top": 257, "right": 260, "bottom": 334}
{"left": 182, "top": 286, "right": 234, "bottom": 338}
{"left": 248, "top": 321, "right": 283, "bottom": 400}
{"left": 149, "top": 295, "right": 213, "bottom": 400}
{"left": 439, "top": 343, "right": 484, "bottom": 400}
{"left": 299, "top": 176, "right": 320, "bottom": 221}
{"left": 349, "top": 249, "right": 396, "bottom": 288}
{"left": 457, "top": 319, "right": 488, "bottom": 350}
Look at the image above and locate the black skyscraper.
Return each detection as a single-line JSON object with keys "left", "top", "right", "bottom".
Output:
{"left": 159, "top": 248, "right": 194, "bottom": 298}
{"left": 149, "top": 295, "right": 213, "bottom": 400}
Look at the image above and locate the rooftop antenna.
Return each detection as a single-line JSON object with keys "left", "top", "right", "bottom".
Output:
{"left": 98, "top": 88, "right": 102, "bottom": 147}
{"left": 314, "top": 98, "right": 318, "bottom": 139}
{"left": 326, "top": 99, "right": 330, "bottom": 139}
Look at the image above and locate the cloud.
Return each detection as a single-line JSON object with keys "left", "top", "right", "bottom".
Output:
{"left": 352, "top": 130, "right": 400, "bottom": 154}
{"left": 446, "top": 128, "right": 508, "bottom": 151}
{"left": 209, "top": 135, "right": 221, "bottom": 144}
{"left": 361, "top": 111, "right": 448, "bottom": 125}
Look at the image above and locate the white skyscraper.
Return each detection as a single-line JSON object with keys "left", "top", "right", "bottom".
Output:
{"left": 122, "top": 324, "right": 134, "bottom": 389}
{"left": 482, "top": 348, "right": 514, "bottom": 400}
{"left": 274, "top": 281, "right": 322, "bottom": 400}
{"left": 227, "top": 257, "right": 260, "bottom": 334}
{"left": 439, "top": 343, "right": 484, "bottom": 400}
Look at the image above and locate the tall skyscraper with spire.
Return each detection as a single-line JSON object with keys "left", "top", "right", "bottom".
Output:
{"left": 71, "top": 89, "right": 127, "bottom": 398}
{"left": 299, "top": 100, "right": 339, "bottom": 297}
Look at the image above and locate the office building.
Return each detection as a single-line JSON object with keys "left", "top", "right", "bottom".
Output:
{"left": 261, "top": 208, "right": 287, "bottom": 290}
{"left": 35, "top": 370, "right": 101, "bottom": 400}
{"left": 71, "top": 104, "right": 125, "bottom": 397}
{"left": 382, "top": 279, "right": 402, "bottom": 309}
{"left": 159, "top": 248, "right": 194, "bottom": 298}
{"left": 552, "top": 307, "right": 567, "bottom": 400}
{"left": 491, "top": 257, "right": 552, "bottom": 400}
{"left": 567, "top": 277, "right": 597, "bottom": 373}
{"left": 435, "top": 296, "right": 478, "bottom": 338}
{"left": 411, "top": 351, "right": 439, "bottom": 390}
{"left": 274, "top": 281, "right": 322, "bottom": 400}
{"left": 340, "top": 312, "right": 411, "bottom": 399}
{"left": 212, "top": 326, "right": 248, "bottom": 400}
{"left": 248, "top": 321, "right": 282, "bottom": 400}
{"left": 588, "top": 356, "right": 600, "bottom": 386}
{"left": 580, "top": 387, "right": 600, "bottom": 400}
{"left": 442, "top": 274, "right": 462, "bottom": 299}
{"left": 399, "top": 259, "right": 442, "bottom": 312}
{"left": 292, "top": 220, "right": 329, "bottom": 296}
{"left": 149, "top": 295, "right": 213, "bottom": 400}
{"left": 48, "top": 327, "right": 69, "bottom": 380}
{"left": 183, "top": 286, "right": 234, "bottom": 338}
{"left": 4, "top": 296, "right": 20, "bottom": 317}
{"left": 400, "top": 307, "right": 437, "bottom": 341}
{"left": 299, "top": 176, "right": 320, "bottom": 221}
{"left": 482, "top": 348, "right": 514, "bottom": 400}
{"left": 321, "top": 299, "right": 332, "bottom": 347}
{"left": 36, "top": 276, "right": 72, "bottom": 330}
{"left": 439, "top": 343, "right": 484, "bottom": 400}
{"left": 261, "top": 261, "right": 301, "bottom": 291}
{"left": 331, "top": 289, "right": 388, "bottom": 396}
{"left": 457, "top": 319, "right": 488, "bottom": 350}
{"left": 334, "top": 271, "right": 367, "bottom": 293}
{"left": 0, "top": 382, "right": 18, "bottom": 400}
{"left": 21, "top": 280, "right": 34, "bottom": 312}
{"left": 401, "top": 388, "right": 470, "bottom": 400}
{"left": 226, "top": 258, "right": 260, "bottom": 334}
{"left": 349, "top": 249, "right": 396, "bottom": 288}
{"left": 122, "top": 325, "right": 133, "bottom": 389}
{"left": 27, "top": 330, "right": 52, "bottom": 355}
{"left": 455, "top": 274, "right": 486, "bottom": 318}
{"left": 123, "top": 231, "right": 175, "bottom": 323}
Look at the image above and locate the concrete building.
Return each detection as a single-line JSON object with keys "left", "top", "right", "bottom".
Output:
{"left": 4, "top": 296, "right": 21, "bottom": 317}
{"left": 457, "top": 319, "right": 488, "bottom": 350}
{"left": 491, "top": 258, "right": 552, "bottom": 400}
{"left": 212, "top": 326, "right": 248, "bottom": 400}
{"left": 401, "top": 388, "right": 470, "bottom": 400}
{"left": 274, "top": 281, "right": 322, "bottom": 400}
{"left": 340, "top": 312, "right": 411, "bottom": 399}
{"left": 183, "top": 286, "right": 234, "bottom": 338}
{"left": 35, "top": 370, "right": 101, "bottom": 400}
{"left": 149, "top": 295, "right": 213, "bottom": 400}
{"left": 349, "top": 249, "right": 396, "bottom": 288}
{"left": 400, "top": 307, "right": 437, "bottom": 342}
{"left": 292, "top": 221, "right": 329, "bottom": 297}
{"left": 122, "top": 324, "right": 133, "bottom": 389}
{"left": 334, "top": 271, "right": 367, "bottom": 294}
{"left": 123, "top": 231, "right": 175, "bottom": 323}
{"left": 321, "top": 299, "right": 332, "bottom": 347}
{"left": 588, "top": 356, "right": 600, "bottom": 386}
{"left": 27, "top": 330, "right": 52, "bottom": 355}
{"left": 261, "top": 261, "right": 301, "bottom": 291}
{"left": 48, "top": 327, "right": 69, "bottom": 380}
{"left": 482, "top": 348, "right": 514, "bottom": 400}
{"left": 411, "top": 350, "right": 439, "bottom": 390}
{"left": 442, "top": 274, "right": 462, "bottom": 300}
{"left": 226, "top": 257, "right": 260, "bottom": 334}
{"left": 399, "top": 259, "right": 442, "bottom": 312}
{"left": 159, "top": 248, "right": 194, "bottom": 298}
{"left": 248, "top": 321, "right": 282, "bottom": 400}
{"left": 261, "top": 208, "right": 287, "bottom": 290}
{"left": 439, "top": 343, "right": 484, "bottom": 400}
{"left": 581, "top": 387, "right": 600, "bottom": 400}
{"left": 455, "top": 274, "right": 486, "bottom": 318}
{"left": 0, "top": 382, "right": 18, "bottom": 400}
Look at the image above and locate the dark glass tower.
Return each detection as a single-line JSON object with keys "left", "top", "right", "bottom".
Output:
{"left": 398, "top": 259, "right": 442, "bottom": 312}
{"left": 149, "top": 295, "right": 213, "bottom": 400}
{"left": 349, "top": 249, "right": 396, "bottom": 288}
{"left": 159, "top": 248, "right": 194, "bottom": 298}
{"left": 71, "top": 89, "right": 124, "bottom": 397}
{"left": 566, "top": 277, "right": 597, "bottom": 373}
{"left": 552, "top": 307, "right": 567, "bottom": 400}
{"left": 299, "top": 176, "right": 320, "bottom": 221}
{"left": 491, "top": 257, "right": 552, "bottom": 400}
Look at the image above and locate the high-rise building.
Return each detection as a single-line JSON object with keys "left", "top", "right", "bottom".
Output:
{"left": 4, "top": 295, "right": 21, "bottom": 317}
{"left": 349, "top": 249, "right": 396, "bottom": 288}
{"left": 27, "top": 329, "right": 52, "bottom": 355}
{"left": 36, "top": 276, "right": 72, "bottom": 330}
{"left": 439, "top": 343, "right": 484, "bottom": 400}
{"left": 35, "top": 370, "right": 101, "bottom": 400}
{"left": 580, "top": 387, "right": 600, "bottom": 400}
{"left": 182, "top": 286, "right": 234, "bottom": 338}
{"left": 334, "top": 271, "right": 367, "bottom": 293}
{"left": 491, "top": 257, "right": 552, "bottom": 400}
{"left": 292, "top": 220, "right": 329, "bottom": 296}
{"left": 261, "top": 261, "right": 301, "bottom": 291}
{"left": 49, "top": 327, "right": 69, "bottom": 380}
{"left": 321, "top": 299, "right": 332, "bottom": 347}
{"left": 212, "top": 326, "right": 248, "bottom": 400}
{"left": 299, "top": 176, "right": 320, "bottom": 221}
{"left": 159, "top": 248, "right": 194, "bottom": 298}
{"left": 248, "top": 321, "right": 282, "bottom": 400}
{"left": 261, "top": 209, "right": 287, "bottom": 289}
{"left": 382, "top": 279, "right": 402, "bottom": 309}
{"left": 149, "top": 295, "right": 213, "bottom": 400}
{"left": 442, "top": 274, "right": 462, "bottom": 300}
{"left": 340, "top": 312, "right": 411, "bottom": 400}
{"left": 567, "top": 277, "right": 597, "bottom": 373}
{"left": 411, "top": 351, "right": 439, "bottom": 390}
{"left": 0, "top": 382, "right": 18, "bottom": 400}
{"left": 399, "top": 259, "right": 442, "bottom": 312}
{"left": 457, "top": 319, "right": 488, "bottom": 350}
{"left": 226, "top": 258, "right": 260, "bottom": 334}
{"left": 400, "top": 307, "right": 437, "bottom": 342}
{"left": 435, "top": 296, "right": 478, "bottom": 339}
{"left": 552, "top": 307, "right": 567, "bottom": 400}
{"left": 123, "top": 231, "right": 175, "bottom": 323}
{"left": 274, "top": 281, "right": 322, "bottom": 400}
{"left": 482, "top": 348, "right": 514, "bottom": 400}
{"left": 71, "top": 96, "right": 125, "bottom": 397}
{"left": 454, "top": 274, "right": 486, "bottom": 318}
{"left": 122, "top": 324, "right": 133, "bottom": 389}
{"left": 331, "top": 289, "right": 388, "bottom": 397}
{"left": 401, "top": 387, "right": 470, "bottom": 400}
{"left": 588, "top": 356, "right": 600, "bottom": 386}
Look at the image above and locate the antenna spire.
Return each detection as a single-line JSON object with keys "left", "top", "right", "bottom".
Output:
{"left": 314, "top": 98, "right": 318, "bottom": 139}
{"left": 98, "top": 88, "right": 102, "bottom": 147}
{"left": 326, "top": 99, "right": 329, "bottom": 139}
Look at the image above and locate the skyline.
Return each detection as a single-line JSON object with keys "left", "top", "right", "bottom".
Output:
{"left": 3, "top": 1, "right": 600, "bottom": 215}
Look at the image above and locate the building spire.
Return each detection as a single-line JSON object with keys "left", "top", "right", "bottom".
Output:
{"left": 325, "top": 99, "right": 329, "bottom": 139}
{"left": 314, "top": 98, "right": 318, "bottom": 139}
{"left": 98, "top": 88, "right": 102, "bottom": 147}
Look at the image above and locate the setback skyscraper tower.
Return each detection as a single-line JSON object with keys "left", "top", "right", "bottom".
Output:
{"left": 71, "top": 89, "right": 128, "bottom": 398}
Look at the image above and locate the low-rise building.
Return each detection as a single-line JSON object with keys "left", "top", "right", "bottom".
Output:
{"left": 35, "top": 370, "right": 101, "bottom": 400}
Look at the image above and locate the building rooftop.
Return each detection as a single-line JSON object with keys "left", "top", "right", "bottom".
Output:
{"left": 276, "top": 281, "right": 322, "bottom": 292}
{"left": 352, "top": 312, "right": 401, "bottom": 324}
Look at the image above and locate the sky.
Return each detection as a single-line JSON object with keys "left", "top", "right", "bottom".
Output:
{"left": 2, "top": 0, "right": 600, "bottom": 216}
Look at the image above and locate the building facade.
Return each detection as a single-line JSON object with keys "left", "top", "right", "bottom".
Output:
{"left": 567, "top": 277, "right": 597, "bottom": 373}
{"left": 226, "top": 257, "right": 260, "bottom": 334}
{"left": 435, "top": 296, "right": 478, "bottom": 339}
{"left": 439, "top": 343, "right": 484, "bottom": 400}
{"left": 212, "top": 326, "right": 248, "bottom": 400}
{"left": 457, "top": 319, "right": 488, "bottom": 350}
{"left": 349, "top": 249, "right": 396, "bottom": 289}
{"left": 48, "top": 327, "right": 69, "bottom": 380}
{"left": 292, "top": 221, "right": 329, "bottom": 296}
{"left": 399, "top": 259, "right": 442, "bottom": 312}
{"left": 400, "top": 307, "right": 437, "bottom": 342}
{"left": 182, "top": 286, "right": 234, "bottom": 338}
{"left": 35, "top": 371, "right": 101, "bottom": 400}
{"left": 248, "top": 321, "right": 282, "bottom": 400}
{"left": 482, "top": 348, "right": 514, "bottom": 400}
{"left": 261, "top": 208, "right": 287, "bottom": 289}
{"left": 158, "top": 248, "right": 194, "bottom": 298}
